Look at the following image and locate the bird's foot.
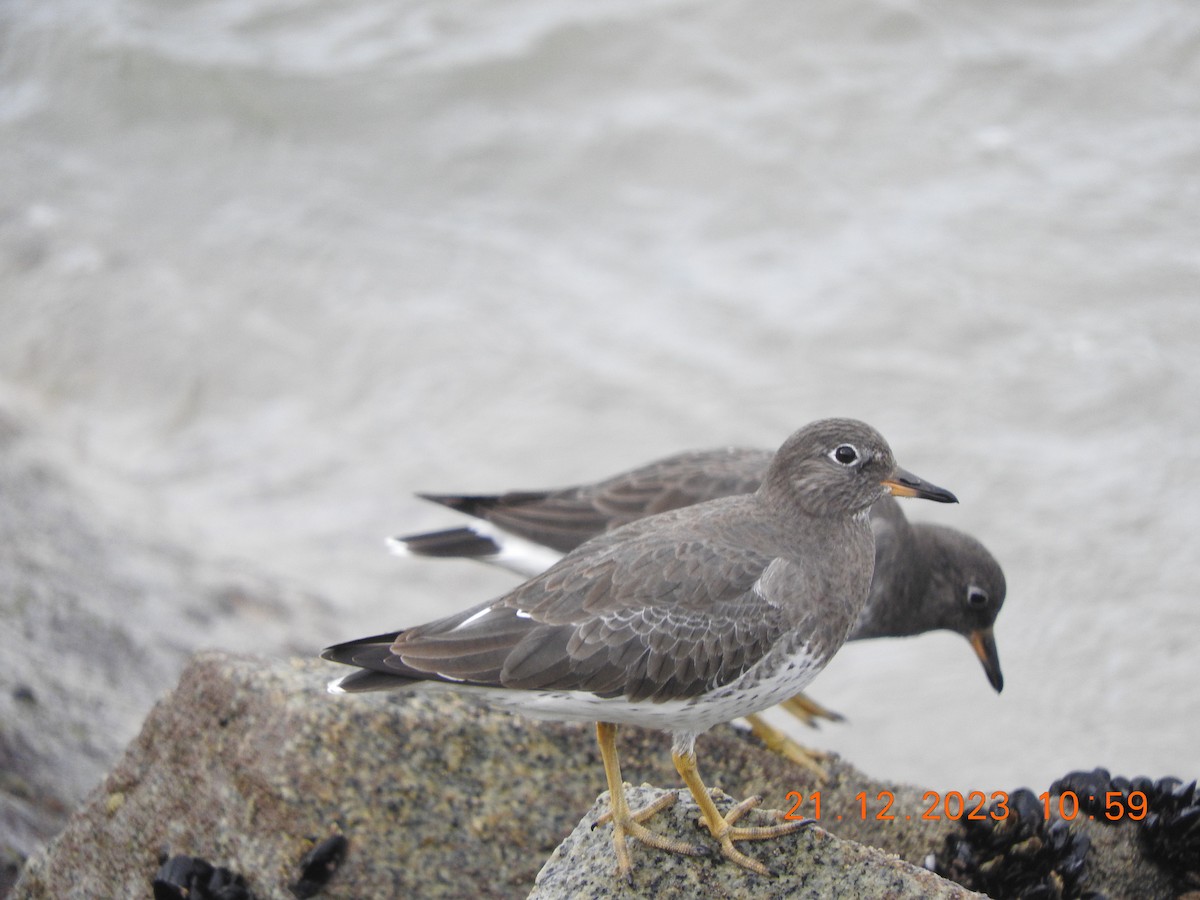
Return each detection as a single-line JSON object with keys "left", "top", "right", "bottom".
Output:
{"left": 779, "top": 693, "right": 846, "bottom": 726}
{"left": 695, "top": 792, "right": 814, "bottom": 876}
{"left": 593, "top": 789, "right": 709, "bottom": 881}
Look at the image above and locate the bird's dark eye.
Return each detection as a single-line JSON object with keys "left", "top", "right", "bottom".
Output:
{"left": 967, "top": 587, "right": 989, "bottom": 608}
{"left": 830, "top": 444, "right": 860, "bottom": 466}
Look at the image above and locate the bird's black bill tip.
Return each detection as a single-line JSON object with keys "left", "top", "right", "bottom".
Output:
{"left": 882, "top": 467, "right": 958, "bottom": 504}
{"left": 968, "top": 628, "right": 1004, "bottom": 693}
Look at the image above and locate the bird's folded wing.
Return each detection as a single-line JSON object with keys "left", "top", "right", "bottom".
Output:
{"left": 386, "top": 530, "right": 796, "bottom": 703}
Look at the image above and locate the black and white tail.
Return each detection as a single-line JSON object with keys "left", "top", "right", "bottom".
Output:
{"left": 387, "top": 520, "right": 564, "bottom": 578}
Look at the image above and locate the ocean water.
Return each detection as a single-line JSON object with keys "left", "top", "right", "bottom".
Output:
{"left": 1, "top": 0, "right": 1198, "bottom": 812}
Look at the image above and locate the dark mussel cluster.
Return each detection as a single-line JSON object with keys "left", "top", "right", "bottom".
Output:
{"left": 1051, "top": 768, "right": 1200, "bottom": 893}
{"left": 1049, "top": 768, "right": 1148, "bottom": 818}
{"left": 291, "top": 835, "right": 349, "bottom": 899}
{"left": 932, "top": 787, "right": 1091, "bottom": 900}
{"left": 151, "top": 835, "right": 348, "bottom": 900}
{"left": 152, "top": 854, "right": 253, "bottom": 900}
{"left": 932, "top": 768, "right": 1199, "bottom": 899}
{"left": 1138, "top": 777, "right": 1200, "bottom": 890}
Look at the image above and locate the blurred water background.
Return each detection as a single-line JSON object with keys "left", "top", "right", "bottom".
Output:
{"left": 1, "top": 0, "right": 1198, "bottom": 859}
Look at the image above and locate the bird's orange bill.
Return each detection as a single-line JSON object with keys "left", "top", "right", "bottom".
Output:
{"left": 882, "top": 467, "right": 958, "bottom": 504}
{"left": 968, "top": 627, "right": 1004, "bottom": 693}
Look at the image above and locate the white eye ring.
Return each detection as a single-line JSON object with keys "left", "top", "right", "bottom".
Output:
{"left": 967, "top": 586, "right": 989, "bottom": 608}
{"left": 829, "top": 444, "right": 860, "bottom": 466}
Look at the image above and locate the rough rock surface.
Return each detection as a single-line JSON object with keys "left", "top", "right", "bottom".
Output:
{"left": 531, "top": 785, "right": 980, "bottom": 899}
{"left": 11, "top": 652, "right": 1184, "bottom": 899}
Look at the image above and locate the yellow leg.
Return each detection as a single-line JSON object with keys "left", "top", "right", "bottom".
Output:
{"left": 672, "top": 743, "right": 814, "bottom": 876}
{"left": 743, "top": 713, "right": 830, "bottom": 779}
{"left": 593, "top": 722, "right": 707, "bottom": 881}
{"left": 778, "top": 692, "right": 845, "bottom": 726}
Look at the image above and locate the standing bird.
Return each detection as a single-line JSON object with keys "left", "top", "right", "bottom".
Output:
{"left": 323, "top": 419, "right": 957, "bottom": 877}
{"left": 392, "top": 445, "right": 1005, "bottom": 762}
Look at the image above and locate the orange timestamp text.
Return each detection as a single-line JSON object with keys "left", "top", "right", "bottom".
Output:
{"left": 782, "top": 789, "right": 1149, "bottom": 823}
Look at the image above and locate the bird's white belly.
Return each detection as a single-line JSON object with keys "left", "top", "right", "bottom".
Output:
{"left": 485, "top": 642, "right": 824, "bottom": 733}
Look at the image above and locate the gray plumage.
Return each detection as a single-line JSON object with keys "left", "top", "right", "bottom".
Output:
{"left": 395, "top": 444, "right": 1006, "bottom": 692}
{"left": 324, "top": 419, "right": 959, "bottom": 732}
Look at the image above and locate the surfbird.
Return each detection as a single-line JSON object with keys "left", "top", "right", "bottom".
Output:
{"left": 323, "top": 418, "right": 957, "bottom": 877}
{"left": 392, "top": 445, "right": 1005, "bottom": 763}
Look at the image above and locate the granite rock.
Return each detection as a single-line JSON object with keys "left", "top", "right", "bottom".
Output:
{"left": 12, "top": 652, "right": 958, "bottom": 899}
{"left": 531, "top": 785, "right": 979, "bottom": 899}
{"left": 10, "top": 652, "right": 1186, "bottom": 899}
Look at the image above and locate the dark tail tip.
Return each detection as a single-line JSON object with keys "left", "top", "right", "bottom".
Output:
{"left": 392, "top": 527, "right": 502, "bottom": 559}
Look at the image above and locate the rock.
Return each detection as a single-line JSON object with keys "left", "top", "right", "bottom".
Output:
{"left": 531, "top": 785, "right": 980, "bottom": 899}
{"left": 9, "top": 652, "right": 1188, "bottom": 899}
{"left": 0, "top": 412, "right": 334, "bottom": 881}
{"left": 10, "top": 652, "right": 951, "bottom": 899}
